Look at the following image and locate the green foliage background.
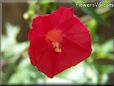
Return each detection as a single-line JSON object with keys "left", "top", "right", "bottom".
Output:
{"left": 1, "top": 0, "right": 114, "bottom": 85}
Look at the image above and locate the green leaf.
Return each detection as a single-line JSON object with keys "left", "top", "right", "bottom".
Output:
{"left": 94, "top": 39, "right": 113, "bottom": 60}
{"left": 95, "top": 64, "right": 113, "bottom": 74}
{"left": 86, "top": 19, "right": 98, "bottom": 38}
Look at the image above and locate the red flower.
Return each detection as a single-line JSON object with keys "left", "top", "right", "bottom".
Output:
{"left": 28, "top": 6, "right": 92, "bottom": 78}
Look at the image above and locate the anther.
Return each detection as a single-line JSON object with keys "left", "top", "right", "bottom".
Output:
{"left": 52, "top": 42, "right": 62, "bottom": 53}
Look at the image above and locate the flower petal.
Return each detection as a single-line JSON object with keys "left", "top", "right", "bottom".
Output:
{"left": 32, "top": 15, "right": 54, "bottom": 34}
{"left": 59, "top": 16, "right": 91, "bottom": 51}
{"left": 36, "top": 46, "right": 57, "bottom": 78}
{"left": 49, "top": 6, "right": 74, "bottom": 27}
{"left": 28, "top": 37, "right": 49, "bottom": 66}
{"left": 52, "top": 37, "right": 91, "bottom": 76}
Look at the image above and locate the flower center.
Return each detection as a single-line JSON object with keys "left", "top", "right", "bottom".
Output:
{"left": 46, "top": 29, "right": 62, "bottom": 53}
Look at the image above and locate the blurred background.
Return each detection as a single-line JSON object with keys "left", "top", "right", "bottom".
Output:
{"left": 1, "top": 0, "right": 114, "bottom": 85}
